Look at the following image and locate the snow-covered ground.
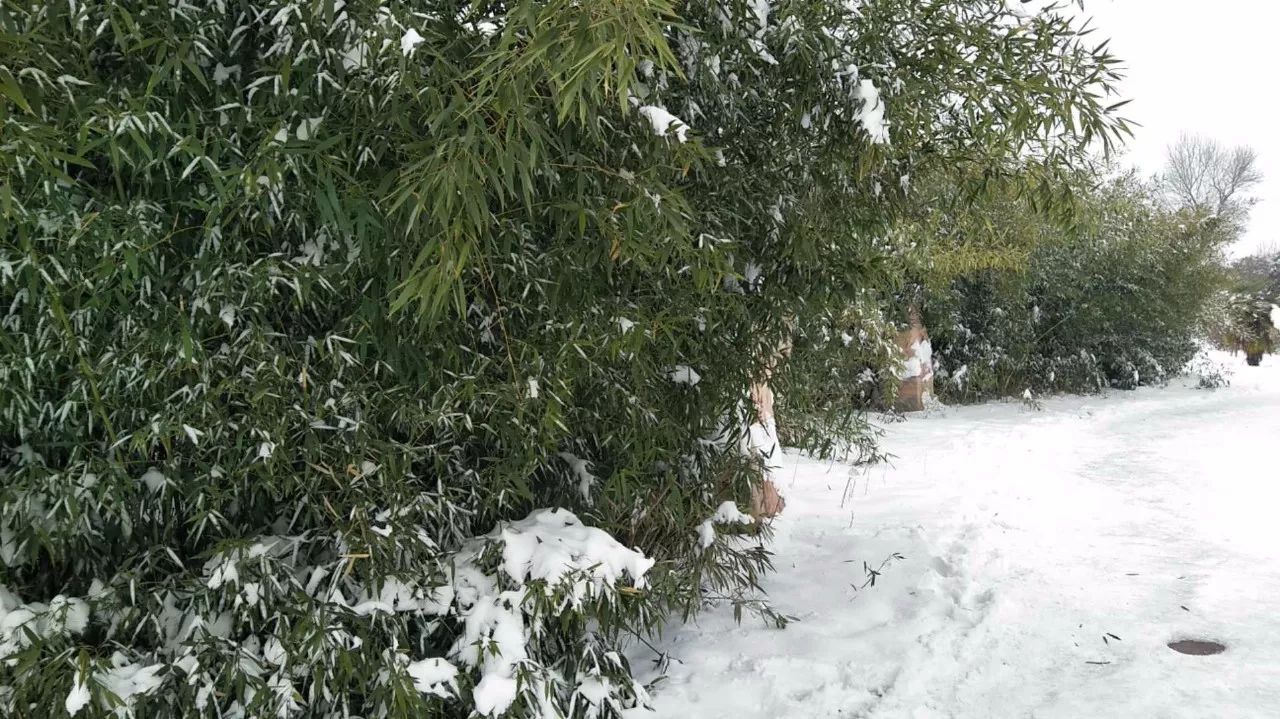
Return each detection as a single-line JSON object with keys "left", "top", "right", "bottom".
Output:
{"left": 633, "top": 353, "right": 1280, "bottom": 718}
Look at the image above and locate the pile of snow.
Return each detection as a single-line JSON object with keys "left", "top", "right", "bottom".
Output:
{"left": 348, "top": 575, "right": 452, "bottom": 617}
{"left": 1271, "top": 304, "right": 1280, "bottom": 329}
{"left": 716, "top": 0, "right": 778, "bottom": 64}
{"left": 483, "top": 508, "right": 654, "bottom": 606}
{"left": 462, "top": 20, "right": 501, "bottom": 37}
{"left": 140, "top": 467, "right": 167, "bottom": 493}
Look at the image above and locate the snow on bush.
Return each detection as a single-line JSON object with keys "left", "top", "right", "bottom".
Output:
{"left": 5, "top": 510, "right": 653, "bottom": 718}
{"left": 0, "top": 0, "right": 1128, "bottom": 715}
{"left": 1188, "top": 351, "right": 1232, "bottom": 390}
{"left": 402, "top": 508, "right": 655, "bottom": 716}
{"left": 406, "top": 657, "right": 459, "bottom": 699}
{"left": 638, "top": 105, "right": 690, "bottom": 142}
{"left": 1, "top": 588, "right": 166, "bottom": 717}
{"left": 556, "top": 452, "right": 598, "bottom": 505}
{"left": 400, "top": 29, "right": 425, "bottom": 57}
{"left": 668, "top": 365, "right": 702, "bottom": 386}
{"left": 697, "top": 501, "right": 755, "bottom": 549}
{"left": 853, "top": 79, "right": 890, "bottom": 144}
{"left": 0, "top": 587, "right": 90, "bottom": 657}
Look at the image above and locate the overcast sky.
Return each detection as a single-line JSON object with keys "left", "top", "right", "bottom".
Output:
{"left": 1085, "top": 0, "right": 1279, "bottom": 257}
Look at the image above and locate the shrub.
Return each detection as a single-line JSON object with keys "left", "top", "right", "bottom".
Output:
{"left": 0, "top": 1, "right": 1123, "bottom": 716}
{"left": 1210, "top": 249, "right": 1280, "bottom": 364}
{"left": 917, "top": 171, "right": 1228, "bottom": 401}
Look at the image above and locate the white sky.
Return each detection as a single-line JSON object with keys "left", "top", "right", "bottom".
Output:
{"left": 1085, "top": 0, "right": 1280, "bottom": 257}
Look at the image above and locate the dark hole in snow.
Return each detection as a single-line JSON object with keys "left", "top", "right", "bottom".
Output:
{"left": 1168, "top": 639, "right": 1226, "bottom": 656}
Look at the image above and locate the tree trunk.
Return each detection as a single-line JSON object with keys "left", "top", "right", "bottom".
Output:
{"left": 747, "top": 338, "right": 790, "bottom": 518}
{"left": 894, "top": 309, "right": 934, "bottom": 412}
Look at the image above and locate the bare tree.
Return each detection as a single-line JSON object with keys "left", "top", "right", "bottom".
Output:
{"left": 1162, "top": 134, "right": 1263, "bottom": 230}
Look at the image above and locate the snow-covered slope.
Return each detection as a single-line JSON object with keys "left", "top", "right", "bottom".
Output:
{"left": 632, "top": 353, "right": 1280, "bottom": 718}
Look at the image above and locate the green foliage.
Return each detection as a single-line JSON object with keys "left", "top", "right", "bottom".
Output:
{"left": 1213, "top": 249, "right": 1280, "bottom": 363}
{"left": 774, "top": 295, "right": 899, "bottom": 461}
{"left": 1229, "top": 248, "right": 1280, "bottom": 297}
{"left": 919, "top": 171, "right": 1229, "bottom": 401}
{"left": 1212, "top": 256, "right": 1279, "bottom": 364}
{"left": 0, "top": 1, "right": 1125, "bottom": 717}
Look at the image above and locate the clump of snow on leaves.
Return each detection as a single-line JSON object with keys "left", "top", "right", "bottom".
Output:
{"left": 697, "top": 501, "right": 755, "bottom": 549}
{"left": 638, "top": 105, "right": 691, "bottom": 142}
{"left": 668, "top": 365, "right": 702, "bottom": 385}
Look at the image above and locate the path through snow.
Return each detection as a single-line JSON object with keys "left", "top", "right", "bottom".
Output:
{"left": 633, "top": 354, "right": 1280, "bottom": 718}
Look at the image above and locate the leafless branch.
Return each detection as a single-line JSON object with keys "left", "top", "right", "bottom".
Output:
{"left": 1162, "top": 133, "right": 1262, "bottom": 231}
